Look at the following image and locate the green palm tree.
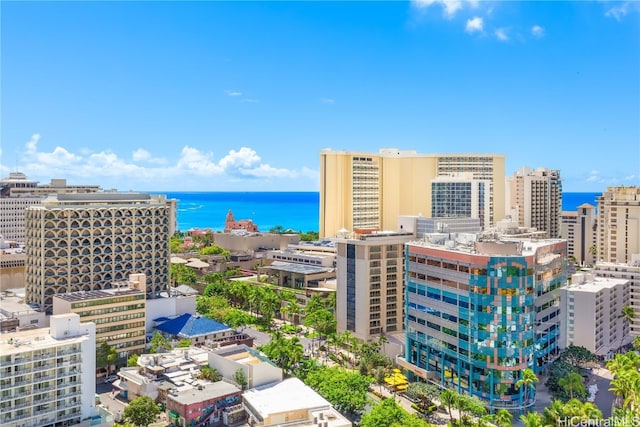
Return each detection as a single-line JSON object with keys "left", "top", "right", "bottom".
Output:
{"left": 542, "top": 399, "right": 566, "bottom": 426}
{"left": 493, "top": 408, "right": 513, "bottom": 427}
{"left": 558, "top": 372, "right": 585, "bottom": 400}
{"left": 516, "top": 368, "right": 539, "bottom": 409}
{"left": 620, "top": 305, "right": 636, "bottom": 331}
{"left": 439, "top": 389, "right": 458, "bottom": 423}
{"left": 519, "top": 412, "right": 543, "bottom": 427}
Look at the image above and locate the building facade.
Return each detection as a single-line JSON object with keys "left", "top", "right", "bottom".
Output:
{"left": 560, "top": 272, "right": 630, "bottom": 356}
{"left": 506, "top": 167, "right": 562, "bottom": 238}
{"left": 431, "top": 174, "right": 492, "bottom": 230}
{"left": 401, "top": 235, "right": 566, "bottom": 410}
{"left": 597, "top": 186, "right": 640, "bottom": 263}
{"left": 319, "top": 149, "right": 506, "bottom": 238}
{"left": 561, "top": 203, "right": 597, "bottom": 266}
{"left": 0, "top": 313, "right": 96, "bottom": 427}
{"left": 25, "top": 193, "right": 175, "bottom": 313}
{"left": 592, "top": 260, "right": 640, "bottom": 337}
{"left": 52, "top": 273, "right": 147, "bottom": 359}
{"left": 335, "top": 231, "right": 414, "bottom": 341}
{"left": 0, "top": 173, "right": 101, "bottom": 243}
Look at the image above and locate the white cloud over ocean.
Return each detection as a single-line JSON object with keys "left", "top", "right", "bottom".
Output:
{"left": 11, "top": 134, "right": 319, "bottom": 191}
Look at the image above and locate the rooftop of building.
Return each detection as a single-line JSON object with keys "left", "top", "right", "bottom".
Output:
{"left": 155, "top": 313, "right": 232, "bottom": 338}
{"left": 319, "top": 148, "right": 505, "bottom": 159}
{"left": 213, "top": 344, "right": 275, "bottom": 366}
{"left": 263, "top": 261, "right": 335, "bottom": 275}
{"left": 168, "top": 381, "right": 240, "bottom": 405}
{"left": 407, "top": 231, "right": 565, "bottom": 257}
{"left": 0, "top": 291, "right": 41, "bottom": 318}
{"left": 53, "top": 285, "right": 144, "bottom": 302}
{"left": 243, "top": 378, "right": 332, "bottom": 419}
{"left": 0, "top": 324, "right": 89, "bottom": 356}
{"left": 565, "top": 272, "right": 629, "bottom": 293}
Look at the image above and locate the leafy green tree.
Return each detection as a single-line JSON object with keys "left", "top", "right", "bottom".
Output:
{"left": 127, "top": 354, "right": 139, "bottom": 367}
{"left": 234, "top": 368, "right": 248, "bottom": 391}
{"left": 360, "top": 398, "right": 429, "bottom": 427}
{"left": 176, "top": 339, "right": 192, "bottom": 348}
{"left": 149, "top": 331, "right": 171, "bottom": 353}
{"left": 122, "top": 395, "right": 161, "bottom": 427}
{"left": 493, "top": 408, "right": 513, "bottom": 427}
{"left": 299, "top": 231, "right": 319, "bottom": 241}
{"left": 304, "top": 365, "right": 372, "bottom": 414}
{"left": 170, "top": 236, "right": 184, "bottom": 253}
{"left": 223, "top": 309, "right": 254, "bottom": 329}
{"left": 633, "top": 336, "right": 640, "bottom": 352}
{"left": 304, "top": 308, "right": 336, "bottom": 337}
{"left": 197, "top": 365, "right": 221, "bottom": 381}
{"left": 561, "top": 345, "right": 597, "bottom": 369}
{"left": 198, "top": 245, "right": 230, "bottom": 257}
{"left": 96, "top": 342, "right": 118, "bottom": 375}
{"left": 270, "top": 225, "right": 285, "bottom": 234}
{"left": 558, "top": 372, "right": 585, "bottom": 400}
{"left": 405, "top": 382, "right": 441, "bottom": 410}
{"left": 170, "top": 263, "right": 197, "bottom": 286}
{"left": 519, "top": 412, "right": 543, "bottom": 427}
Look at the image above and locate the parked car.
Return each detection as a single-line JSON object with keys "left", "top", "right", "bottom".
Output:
{"left": 103, "top": 375, "right": 118, "bottom": 384}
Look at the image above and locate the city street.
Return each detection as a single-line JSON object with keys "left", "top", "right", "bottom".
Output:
{"left": 96, "top": 382, "right": 127, "bottom": 423}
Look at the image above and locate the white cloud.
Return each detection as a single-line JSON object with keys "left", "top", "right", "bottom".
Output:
{"left": 132, "top": 148, "right": 167, "bottom": 164}
{"left": 219, "top": 147, "right": 261, "bottom": 169}
{"left": 225, "top": 90, "right": 242, "bottom": 97}
{"left": 411, "top": 0, "right": 464, "bottom": 19}
{"left": 465, "top": 16, "right": 483, "bottom": 33}
{"left": 240, "top": 98, "right": 260, "bottom": 103}
{"left": 531, "top": 25, "right": 545, "bottom": 38}
{"left": 495, "top": 28, "right": 508, "bottom": 41}
{"left": 321, "top": 98, "right": 335, "bottom": 105}
{"left": 605, "top": 2, "right": 630, "bottom": 21}
{"left": 12, "top": 134, "right": 315, "bottom": 189}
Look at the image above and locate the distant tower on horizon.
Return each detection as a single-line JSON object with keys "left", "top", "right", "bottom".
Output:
{"left": 224, "top": 209, "right": 259, "bottom": 233}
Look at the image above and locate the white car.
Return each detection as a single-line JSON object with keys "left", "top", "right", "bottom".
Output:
{"left": 103, "top": 375, "right": 118, "bottom": 384}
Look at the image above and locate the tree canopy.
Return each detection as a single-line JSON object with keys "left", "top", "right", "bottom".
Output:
{"left": 122, "top": 395, "right": 161, "bottom": 427}
{"left": 96, "top": 342, "right": 118, "bottom": 373}
{"left": 303, "top": 365, "right": 371, "bottom": 414}
{"left": 360, "top": 398, "right": 430, "bottom": 427}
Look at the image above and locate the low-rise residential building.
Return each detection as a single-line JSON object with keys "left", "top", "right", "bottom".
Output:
{"left": 560, "top": 272, "right": 630, "bottom": 357}
{"left": 166, "top": 381, "right": 242, "bottom": 427}
{"left": 242, "top": 378, "right": 351, "bottom": 427}
{"left": 209, "top": 344, "right": 282, "bottom": 389}
{"left": 153, "top": 313, "right": 253, "bottom": 347}
{"left": 0, "top": 313, "right": 97, "bottom": 427}
{"left": 0, "top": 289, "right": 48, "bottom": 332}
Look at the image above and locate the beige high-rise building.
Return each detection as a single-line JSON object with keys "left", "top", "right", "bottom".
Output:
{"left": 561, "top": 203, "right": 597, "bottom": 265}
{"left": 505, "top": 167, "right": 562, "bottom": 238}
{"left": 319, "top": 149, "right": 506, "bottom": 238}
{"left": 560, "top": 272, "right": 630, "bottom": 356}
{"left": 335, "top": 230, "right": 414, "bottom": 341}
{"left": 25, "top": 193, "right": 176, "bottom": 313}
{"left": 597, "top": 186, "right": 640, "bottom": 263}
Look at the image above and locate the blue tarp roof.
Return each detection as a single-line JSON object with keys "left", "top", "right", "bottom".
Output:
{"left": 154, "top": 313, "right": 232, "bottom": 338}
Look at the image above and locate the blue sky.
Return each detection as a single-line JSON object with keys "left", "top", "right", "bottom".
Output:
{"left": 2, "top": 1, "right": 638, "bottom": 192}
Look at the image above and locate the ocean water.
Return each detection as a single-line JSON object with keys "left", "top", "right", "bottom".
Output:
{"left": 158, "top": 191, "right": 601, "bottom": 233}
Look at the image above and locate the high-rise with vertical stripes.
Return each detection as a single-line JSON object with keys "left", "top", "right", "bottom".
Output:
{"left": 319, "top": 149, "right": 506, "bottom": 238}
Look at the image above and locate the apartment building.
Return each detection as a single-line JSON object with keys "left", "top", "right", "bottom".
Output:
{"left": 335, "top": 231, "right": 414, "bottom": 341}
{"left": 0, "top": 172, "right": 100, "bottom": 243}
{"left": 592, "top": 260, "right": 640, "bottom": 337}
{"left": 597, "top": 186, "right": 640, "bottom": 263}
{"left": 431, "top": 173, "right": 492, "bottom": 230}
{"left": 319, "top": 149, "right": 506, "bottom": 238}
{"left": 52, "top": 273, "right": 147, "bottom": 359}
{"left": 561, "top": 203, "right": 597, "bottom": 266}
{"left": 24, "top": 192, "right": 176, "bottom": 313}
{"left": 560, "top": 272, "right": 630, "bottom": 356}
{"left": 401, "top": 234, "right": 566, "bottom": 410}
{"left": 0, "top": 313, "right": 96, "bottom": 427}
{"left": 506, "top": 167, "right": 562, "bottom": 238}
